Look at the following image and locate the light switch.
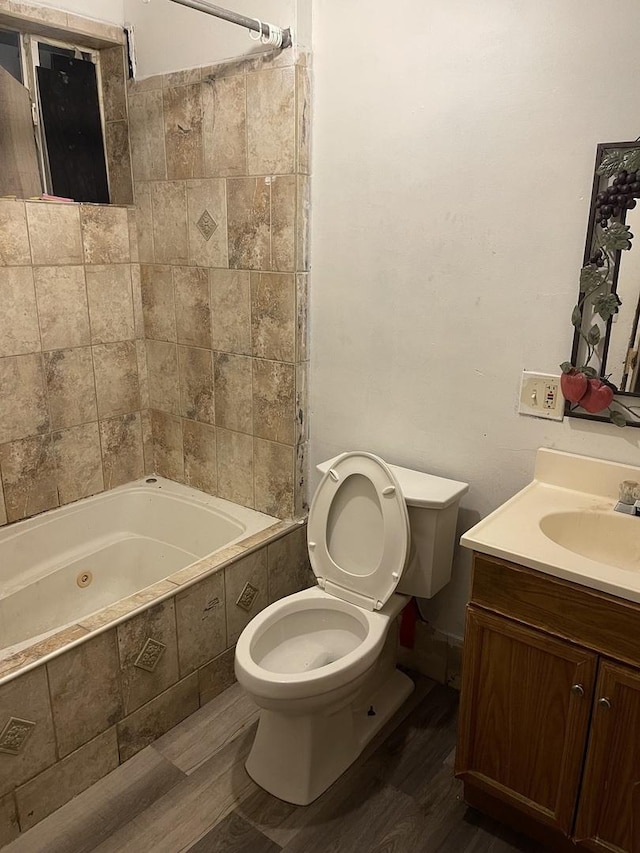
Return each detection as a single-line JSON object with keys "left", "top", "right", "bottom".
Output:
{"left": 518, "top": 371, "right": 565, "bottom": 421}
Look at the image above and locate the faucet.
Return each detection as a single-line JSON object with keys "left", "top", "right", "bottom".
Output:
{"left": 614, "top": 480, "right": 640, "bottom": 515}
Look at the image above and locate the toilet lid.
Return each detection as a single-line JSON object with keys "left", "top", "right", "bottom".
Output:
{"left": 307, "top": 451, "right": 410, "bottom": 611}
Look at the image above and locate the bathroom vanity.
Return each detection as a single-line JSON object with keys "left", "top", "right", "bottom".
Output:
{"left": 457, "top": 449, "right": 640, "bottom": 852}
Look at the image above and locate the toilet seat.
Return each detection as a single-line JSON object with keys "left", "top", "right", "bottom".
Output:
{"left": 307, "top": 451, "right": 410, "bottom": 611}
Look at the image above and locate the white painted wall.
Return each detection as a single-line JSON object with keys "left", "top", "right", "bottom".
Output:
{"left": 124, "top": 0, "right": 305, "bottom": 78}
{"left": 34, "top": 0, "right": 124, "bottom": 24}
{"left": 310, "top": 0, "right": 640, "bottom": 638}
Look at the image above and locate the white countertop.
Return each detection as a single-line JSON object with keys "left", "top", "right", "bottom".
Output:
{"left": 461, "top": 448, "right": 640, "bottom": 604}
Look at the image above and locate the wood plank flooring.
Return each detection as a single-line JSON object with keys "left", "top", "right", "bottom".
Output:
{"left": 5, "top": 675, "right": 546, "bottom": 853}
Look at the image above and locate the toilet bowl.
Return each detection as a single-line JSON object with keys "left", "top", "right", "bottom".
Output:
{"left": 235, "top": 450, "right": 468, "bottom": 805}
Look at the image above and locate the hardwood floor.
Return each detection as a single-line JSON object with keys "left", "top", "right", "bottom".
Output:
{"left": 5, "top": 675, "right": 545, "bottom": 853}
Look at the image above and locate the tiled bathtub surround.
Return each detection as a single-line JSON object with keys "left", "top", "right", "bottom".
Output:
{"left": 130, "top": 49, "right": 311, "bottom": 519}
{"left": 0, "top": 522, "right": 312, "bottom": 845}
{"left": 0, "top": 199, "right": 147, "bottom": 526}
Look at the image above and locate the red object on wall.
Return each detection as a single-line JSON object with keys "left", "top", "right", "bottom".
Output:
{"left": 399, "top": 598, "right": 419, "bottom": 648}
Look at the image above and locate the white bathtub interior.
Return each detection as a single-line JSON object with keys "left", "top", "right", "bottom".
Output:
{"left": 0, "top": 477, "right": 278, "bottom": 657}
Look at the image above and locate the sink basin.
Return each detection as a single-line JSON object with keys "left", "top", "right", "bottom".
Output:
{"left": 539, "top": 511, "right": 640, "bottom": 573}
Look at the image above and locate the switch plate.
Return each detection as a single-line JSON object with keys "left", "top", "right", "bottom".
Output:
{"left": 518, "top": 371, "right": 565, "bottom": 421}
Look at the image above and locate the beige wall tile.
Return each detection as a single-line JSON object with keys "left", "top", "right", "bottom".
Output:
{"left": 295, "top": 361, "right": 308, "bottom": 445}
{"left": 141, "top": 409, "right": 154, "bottom": 475}
{"left": 86, "top": 265, "right": 135, "bottom": 343}
{"left": 81, "top": 205, "right": 130, "bottom": 265}
{"left": 267, "top": 525, "right": 312, "bottom": 603}
{"left": 26, "top": 203, "right": 82, "bottom": 266}
{"left": 246, "top": 67, "right": 295, "bottom": 174}
{"left": 0, "top": 792, "right": 19, "bottom": 846}
{"left": 198, "top": 648, "right": 236, "bottom": 706}
{"left": 15, "top": 727, "right": 119, "bottom": 832}
{"left": 0, "top": 667, "right": 57, "bottom": 798}
{"left": 252, "top": 359, "right": 295, "bottom": 445}
{"left": 214, "top": 353, "right": 252, "bottom": 433}
{"left": 134, "top": 183, "right": 155, "bottom": 263}
{"left": 150, "top": 410, "right": 183, "bottom": 480}
{"left": 117, "top": 599, "right": 180, "bottom": 715}
{"left": 163, "top": 83, "right": 204, "bottom": 180}
{"left": 136, "top": 340, "right": 149, "bottom": 409}
{"left": 295, "top": 439, "right": 308, "bottom": 517}
{"left": 0, "top": 267, "right": 40, "bottom": 357}
{"left": 131, "top": 264, "right": 144, "bottom": 338}
{"left": 162, "top": 68, "right": 202, "bottom": 88}
{"left": 34, "top": 266, "right": 90, "bottom": 350}
{"left": 93, "top": 341, "right": 140, "bottom": 418}
{"left": 44, "top": 348, "right": 97, "bottom": 430}
{"left": 174, "top": 266, "right": 211, "bottom": 347}
{"left": 176, "top": 570, "right": 225, "bottom": 676}
{"left": 216, "top": 429, "right": 253, "bottom": 508}
{"left": 47, "top": 631, "right": 123, "bottom": 758}
{"left": 210, "top": 269, "right": 251, "bottom": 355}
{"left": 117, "top": 672, "right": 199, "bottom": 762}
{"left": 296, "top": 174, "right": 310, "bottom": 272}
{"left": 296, "top": 273, "right": 309, "bottom": 361}
{"left": 140, "top": 264, "right": 176, "bottom": 341}
{"left": 0, "top": 435, "right": 58, "bottom": 522}
{"left": 250, "top": 272, "right": 295, "bottom": 362}
{"left": 128, "top": 91, "right": 167, "bottom": 182}
{"left": 128, "top": 210, "right": 140, "bottom": 264}
{"left": 202, "top": 75, "right": 247, "bottom": 177}
{"left": 146, "top": 340, "right": 179, "bottom": 415}
{"left": 183, "top": 419, "right": 216, "bottom": 494}
{"left": 0, "top": 353, "right": 49, "bottom": 444}
{"left": 53, "top": 422, "right": 104, "bottom": 504}
{"left": 296, "top": 64, "right": 311, "bottom": 175}
{"left": 100, "top": 413, "right": 144, "bottom": 490}
{"left": 105, "top": 121, "right": 134, "bottom": 207}
{"left": 0, "top": 479, "right": 6, "bottom": 527}
{"left": 227, "top": 177, "right": 270, "bottom": 270}
{"left": 179, "top": 346, "right": 214, "bottom": 424}
{"left": 225, "top": 547, "right": 268, "bottom": 645}
{"left": 186, "top": 179, "right": 228, "bottom": 268}
{"left": 254, "top": 438, "right": 294, "bottom": 518}
{"left": 151, "top": 182, "right": 188, "bottom": 266}
{"left": 271, "top": 175, "right": 296, "bottom": 272}
{"left": 0, "top": 199, "right": 30, "bottom": 266}
{"left": 101, "top": 46, "right": 127, "bottom": 122}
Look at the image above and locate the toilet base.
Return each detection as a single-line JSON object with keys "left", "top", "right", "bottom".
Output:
{"left": 245, "top": 668, "right": 414, "bottom": 805}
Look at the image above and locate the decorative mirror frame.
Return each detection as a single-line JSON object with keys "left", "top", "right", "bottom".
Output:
{"left": 564, "top": 141, "right": 640, "bottom": 428}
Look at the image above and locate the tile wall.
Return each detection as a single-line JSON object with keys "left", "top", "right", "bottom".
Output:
{"left": 0, "top": 198, "right": 148, "bottom": 526}
{"left": 0, "top": 525, "right": 312, "bottom": 845}
{"left": 129, "top": 50, "right": 311, "bottom": 519}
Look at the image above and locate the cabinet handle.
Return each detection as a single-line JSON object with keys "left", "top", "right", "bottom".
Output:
{"left": 571, "top": 684, "right": 585, "bottom": 697}
{"left": 598, "top": 697, "right": 612, "bottom": 710}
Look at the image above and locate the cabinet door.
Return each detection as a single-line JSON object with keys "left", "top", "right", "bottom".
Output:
{"left": 574, "top": 660, "right": 640, "bottom": 852}
{"left": 456, "top": 607, "right": 597, "bottom": 835}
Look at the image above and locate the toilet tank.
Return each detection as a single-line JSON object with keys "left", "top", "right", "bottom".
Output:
{"left": 316, "top": 456, "right": 468, "bottom": 600}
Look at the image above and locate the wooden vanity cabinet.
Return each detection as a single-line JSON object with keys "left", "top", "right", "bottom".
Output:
{"left": 456, "top": 554, "right": 640, "bottom": 853}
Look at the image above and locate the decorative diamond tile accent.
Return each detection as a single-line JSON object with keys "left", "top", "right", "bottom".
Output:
{"left": 196, "top": 209, "right": 218, "bottom": 241}
{"left": 236, "top": 582, "right": 259, "bottom": 612}
{"left": 134, "top": 638, "right": 167, "bottom": 672}
{"left": 0, "top": 717, "right": 36, "bottom": 755}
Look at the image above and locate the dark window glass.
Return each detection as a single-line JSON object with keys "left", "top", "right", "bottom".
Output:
{"left": 38, "top": 42, "right": 90, "bottom": 69}
{"left": 0, "top": 29, "right": 22, "bottom": 83}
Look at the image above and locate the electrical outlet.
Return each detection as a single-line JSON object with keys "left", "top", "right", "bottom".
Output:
{"left": 518, "top": 371, "right": 565, "bottom": 421}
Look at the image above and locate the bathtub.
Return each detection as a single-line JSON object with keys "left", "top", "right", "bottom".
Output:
{"left": 0, "top": 476, "right": 281, "bottom": 666}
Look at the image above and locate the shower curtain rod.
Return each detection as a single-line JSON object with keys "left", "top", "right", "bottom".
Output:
{"left": 167, "top": 0, "right": 292, "bottom": 48}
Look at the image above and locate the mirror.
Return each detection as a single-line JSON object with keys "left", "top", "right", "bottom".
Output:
{"left": 566, "top": 141, "right": 640, "bottom": 427}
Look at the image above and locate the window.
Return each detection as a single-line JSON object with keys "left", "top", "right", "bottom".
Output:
{"left": 0, "top": 28, "right": 110, "bottom": 203}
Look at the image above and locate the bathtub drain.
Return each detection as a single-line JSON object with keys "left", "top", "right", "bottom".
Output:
{"left": 77, "top": 571, "right": 93, "bottom": 588}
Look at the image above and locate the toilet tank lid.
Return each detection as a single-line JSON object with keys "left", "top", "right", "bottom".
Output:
{"left": 316, "top": 454, "right": 469, "bottom": 509}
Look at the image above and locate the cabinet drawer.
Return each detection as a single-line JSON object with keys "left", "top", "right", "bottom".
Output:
{"left": 471, "top": 554, "right": 640, "bottom": 667}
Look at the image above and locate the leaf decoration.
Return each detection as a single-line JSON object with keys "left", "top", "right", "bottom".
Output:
{"left": 587, "top": 324, "right": 601, "bottom": 345}
{"left": 622, "top": 148, "right": 640, "bottom": 173}
{"left": 581, "top": 366, "right": 599, "bottom": 378}
{"left": 597, "top": 149, "right": 626, "bottom": 177}
{"left": 601, "top": 222, "right": 633, "bottom": 251}
{"left": 594, "top": 293, "right": 622, "bottom": 321}
{"left": 610, "top": 409, "right": 627, "bottom": 428}
{"left": 571, "top": 305, "right": 582, "bottom": 328}
{"left": 579, "top": 264, "right": 606, "bottom": 293}
{"left": 560, "top": 361, "right": 574, "bottom": 374}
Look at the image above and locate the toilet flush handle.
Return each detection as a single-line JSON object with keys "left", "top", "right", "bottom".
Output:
{"left": 329, "top": 469, "right": 340, "bottom": 482}
{"left": 382, "top": 486, "right": 396, "bottom": 495}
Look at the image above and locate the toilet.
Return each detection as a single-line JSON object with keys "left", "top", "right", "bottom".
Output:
{"left": 234, "top": 451, "right": 468, "bottom": 805}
